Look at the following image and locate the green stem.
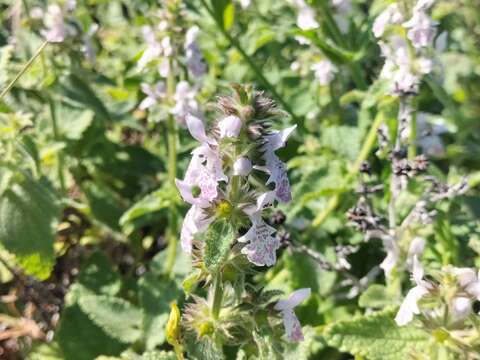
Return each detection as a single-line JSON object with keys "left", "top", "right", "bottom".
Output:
{"left": 212, "top": 273, "right": 223, "bottom": 320}
{"left": 48, "top": 99, "right": 66, "bottom": 193}
{"left": 311, "top": 112, "right": 383, "bottom": 227}
{"left": 165, "top": 58, "right": 179, "bottom": 277}
{"left": 408, "top": 111, "right": 417, "bottom": 159}
{"left": 0, "top": 41, "right": 48, "bottom": 100}
{"left": 198, "top": 0, "right": 298, "bottom": 122}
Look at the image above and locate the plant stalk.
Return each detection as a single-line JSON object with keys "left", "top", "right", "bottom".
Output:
{"left": 0, "top": 41, "right": 48, "bottom": 100}
{"left": 165, "top": 57, "right": 179, "bottom": 277}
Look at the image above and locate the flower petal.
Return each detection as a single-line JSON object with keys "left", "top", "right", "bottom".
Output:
{"left": 186, "top": 114, "right": 216, "bottom": 145}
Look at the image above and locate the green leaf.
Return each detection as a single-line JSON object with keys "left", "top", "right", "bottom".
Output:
{"left": 119, "top": 183, "right": 179, "bottom": 230}
{"left": 58, "top": 74, "right": 110, "bottom": 121}
{"left": 58, "top": 106, "right": 95, "bottom": 140}
{"left": 83, "top": 181, "right": 125, "bottom": 231}
{"left": 323, "top": 308, "right": 430, "bottom": 360}
{"left": 358, "top": 284, "right": 396, "bottom": 309}
{"left": 78, "top": 294, "right": 143, "bottom": 344}
{"left": 77, "top": 251, "right": 122, "bottom": 296}
{"left": 138, "top": 273, "right": 181, "bottom": 349}
{"left": 56, "top": 303, "right": 125, "bottom": 360}
{"left": 294, "top": 29, "right": 359, "bottom": 64}
{"left": 211, "top": 0, "right": 234, "bottom": 31}
{"left": 0, "top": 175, "right": 59, "bottom": 279}
{"left": 204, "top": 220, "right": 236, "bottom": 271}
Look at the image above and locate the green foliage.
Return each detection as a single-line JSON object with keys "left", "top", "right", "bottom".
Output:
{"left": 323, "top": 309, "right": 430, "bottom": 360}
{"left": 0, "top": 175, "right": 59, "bottom": 279}
{"left": 78, "top": 293, "right": 143, "bottom": 344}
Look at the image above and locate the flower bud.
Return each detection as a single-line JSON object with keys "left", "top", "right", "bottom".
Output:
{"left": 218, "top": 115, "right": 242, "bottom": 138}
{"left": 166, "top": 302, "right": 181, "bottom": 347}
{"left": 233, "top": 157, "right": 252, "bottom": 176}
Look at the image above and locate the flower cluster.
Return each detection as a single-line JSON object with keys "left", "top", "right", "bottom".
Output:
{"left": 373, "top": 0, "right": 436, "bottom": 95}
{"left": 176, "top": 87, "right": 295, "bottom": 266}
{"left": 137, "top": 1, "right": 206, "bottom": 127}
{"left": 176, "top": 85, "right": 310, "bottom": 344}
{"left": 396, "top": 257, "right": 480, "bottom": 327}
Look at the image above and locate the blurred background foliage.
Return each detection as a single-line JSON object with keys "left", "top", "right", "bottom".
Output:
{"left": 0, "top": 0, "right": 479, "bottom": 359}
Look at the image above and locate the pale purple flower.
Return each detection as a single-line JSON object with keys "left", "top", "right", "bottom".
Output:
{"left": 218, "top": 115, "right": 242, "bottom": 138}
{"left": 180, "top": 205, "right": 213, "bottom": 253}
{"left": 171, "top": 82, "right": 200, "bottom": 127}
{"left": 395, "top": 256, "right": 432, "bottom": 325}
{"left": 186, "top": 114, "right": 216, "bottom": 146}
{"left": 139, "top": 82, "right": 166, "bottom": 110}
{"left": 372, "top": 4, "right": 403, "bottom": 38}
{"left": 274, "top": 288, "right": 311, "bottom": 342}
{"left": 257, "top": 125, "right": 296, "bottom": 203}
{"left": 451, "top": 296, "right": 472, "bottom": 321}
{"left": 311, "top": 60, "right": 337, "bottom": 86}
{"left": 42, "top": 4, "right": 66, "bottom": 43}
{"left": 238, "top": 212, "right": 280, "bottom": 267}
{"left": 185, "top": 26, "right": 207, "bottom": 78}
{"left": 233, "top": 157, "right": 253, "bottom": 176}
{"left": 293, "top": 0, "right": 319, "bottom": 30}
{"left": 414, "top": 0, "right": 435, "bottom": 12}
{"left": 403, "top": 11, "right": 436, "bottom": 49}
{"left": 138, "top": 26, "right": 163, "bottom": 69}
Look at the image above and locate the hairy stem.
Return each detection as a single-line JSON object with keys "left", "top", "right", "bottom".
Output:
{"left": 0, "top": 41, "right": 48, "bottom": 100}
{"left": 212, "top": 273, "right": 223, "bottom": 320}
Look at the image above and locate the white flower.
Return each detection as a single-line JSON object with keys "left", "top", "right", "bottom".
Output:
{"left": 311, "top": 60, "right": 337, "bottom": 86}
{"left": 170, "top": 81, "right": 200, "bottom": 127}
{"left": 372, "top": 4, "right": 403, "bottom": 38}
{"left": 218, "top": 115, "right": 242, "bottom": 138}
{"left": 274, "top": 288, "right": 311, "bottom": 342}
{"left": 239, "top": 0, "right": 251, "bottom": 8}
{"left": 293, "top": 0, "right": 319, "bottom": 30}
{"left": 407, "top": 237, "right": 425, "bottom": 270}
{"left": 42, "top": 4, "right": 66, "bottom": 43}
{"left": 403, "top": 11, "right": 436, "bottom": 49}
{"left": 380, "top": 235, "right": 399, "bottom": 277}
{"left": 451, "top": 296, "right": 472, "bottom": 321}
{"left": 233, "top": 157, "right": 253, "bottom": 176}
{"left": 139, "top": 82, "right": 166, "bottom": 110}
{"left": 395, "top": 256, "right": 432, "bottom": 325}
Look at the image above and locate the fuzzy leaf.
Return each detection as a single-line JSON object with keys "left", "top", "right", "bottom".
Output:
{"left": 138, "top": 273, "right": 181, "bottom": 349}
{"left": 78, "top": 294, "right": 143, "bottom": 344}
{"left": 0, "top": 175, "right": 59, "bottom": 279}
{"left": 323, "top": 308, "right": 430, "bottom": 360}
{"left": 204, "top": 220, "right": 236, "bottom": 271}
